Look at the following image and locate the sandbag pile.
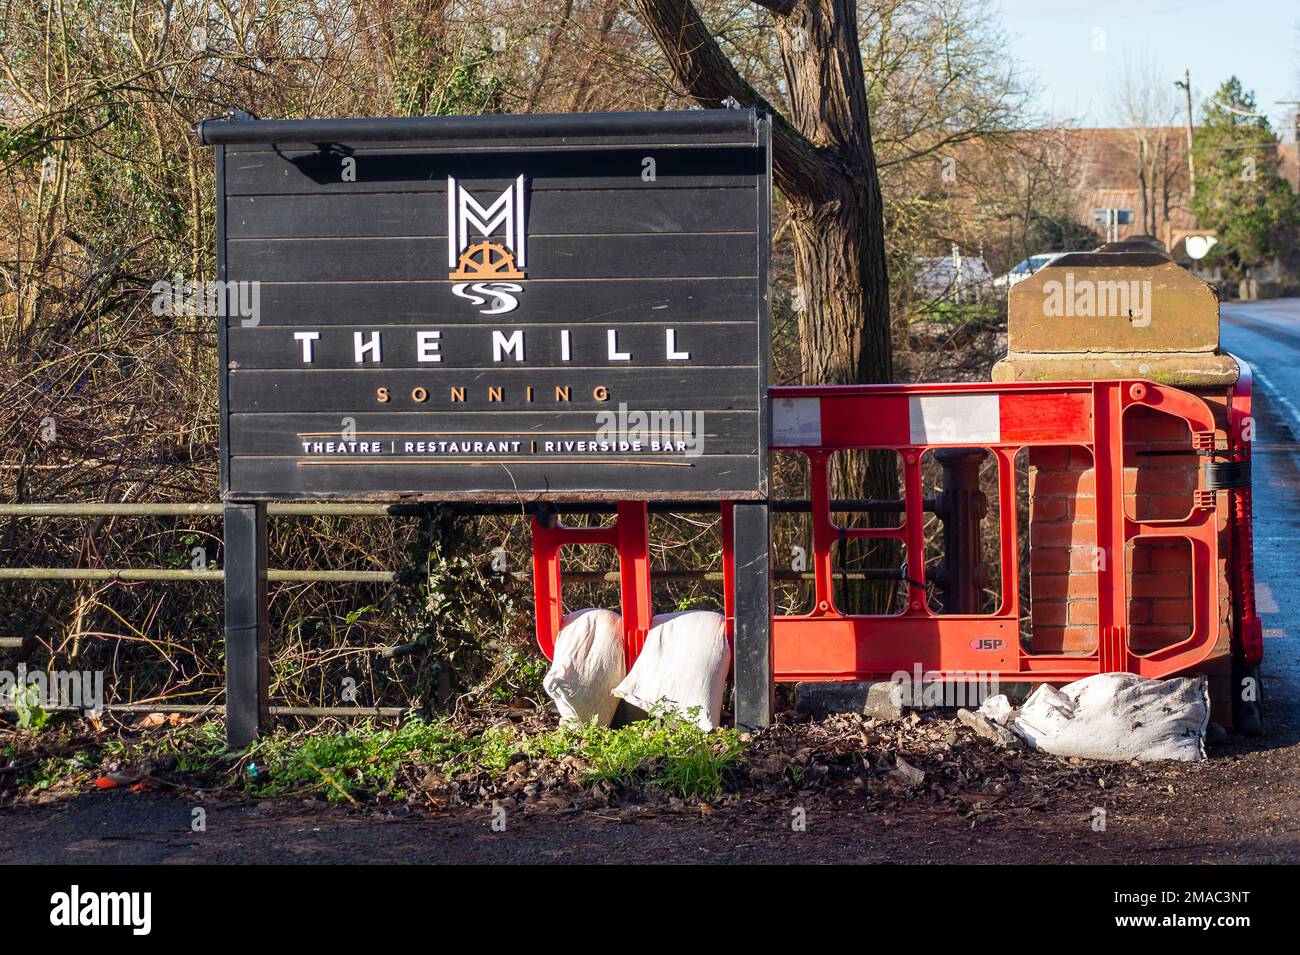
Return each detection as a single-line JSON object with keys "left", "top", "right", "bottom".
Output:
{"left": 542, "top": 608, "right": 730, "bottom": 731}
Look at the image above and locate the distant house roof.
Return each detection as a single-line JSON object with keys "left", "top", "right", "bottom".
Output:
{"left": 1059, "top": 127, "right": 1198, "bottom": 249}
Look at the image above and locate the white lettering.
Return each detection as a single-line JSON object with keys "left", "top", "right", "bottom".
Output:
{"left": 294, "top": 331, "right": 320, "bottom": 363}
{"left": 353, "top": 331, "right": 382, "bottom": 363}
{"left": 607, "top": 329, "right": 630, "bottom": 361}
{"left": 492, "top": 330, "right": 525, "bottom": 362}
{"left": 665, "top": 328, "right": 690, "bottom": 360}
{"left": 416, "top": 330, "right": 442, "bottom": 362}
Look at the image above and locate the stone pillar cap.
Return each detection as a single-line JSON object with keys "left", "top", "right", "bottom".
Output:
{"left": 992, "top": 248, "right": 1240, "bottom": 388}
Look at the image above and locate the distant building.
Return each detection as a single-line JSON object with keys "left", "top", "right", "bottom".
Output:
{"left": 1060, "top": 128, "right": 1298, "bottom": 262}
{"left": 1060, "top": 127, "right": 1200, "bottom": 258}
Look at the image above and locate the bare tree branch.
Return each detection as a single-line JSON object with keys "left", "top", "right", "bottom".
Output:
{"left": 632, "top": 0, "right": 832, "bottom": 199}
{"left": 749, "top": 0, "right": 797, "bottom": 14}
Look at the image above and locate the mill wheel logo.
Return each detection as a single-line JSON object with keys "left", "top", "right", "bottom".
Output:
{"left": 448, "top": 175, "right": 526, "bottom": 314}
{"left": 450, "top": 240, "right": 525, "bottom": 280}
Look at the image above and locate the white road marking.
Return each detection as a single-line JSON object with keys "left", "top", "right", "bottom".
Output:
{"left": 1251, "top": 367, "right": 1300, "bottom": 438}
{"left": 1256, "top": 581, "right": 1280, "bottom": 613}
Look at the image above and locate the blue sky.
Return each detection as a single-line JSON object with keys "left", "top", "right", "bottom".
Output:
{"left": 999, "top": 0, "right": 1300, "bottom": 135}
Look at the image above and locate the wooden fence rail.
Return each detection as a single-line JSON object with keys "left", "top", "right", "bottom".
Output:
{"left": 0, "top": 500, "right": 895, "bottom": 731}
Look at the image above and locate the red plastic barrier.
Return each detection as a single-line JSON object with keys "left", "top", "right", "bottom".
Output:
{"left": 533, "top": 379, "right": 1239, "bottom": 686}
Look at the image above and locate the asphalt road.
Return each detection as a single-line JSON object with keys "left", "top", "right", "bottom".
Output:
{"left": 1220, "top": 298, "right": 1300, "bottom": 724}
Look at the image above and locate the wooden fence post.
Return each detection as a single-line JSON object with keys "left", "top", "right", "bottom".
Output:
{"left": 223, "top": 503, "right": 269, "bottom": 748}
{"left": 732, "top": 500, "right": 772, "bottom": 731}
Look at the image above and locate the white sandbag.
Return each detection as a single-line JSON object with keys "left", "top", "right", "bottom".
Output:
{"left": 1008, "top": 673, "right": 1208, "bottom": 762}
{"left": 613, "top": 610, "right": 730, "bottom": 731}
{"left": 977, "top": 693, "right": 1014, "bottom": 726}
{"left": 543, "top": 609, "right": 625, "bottom": 727}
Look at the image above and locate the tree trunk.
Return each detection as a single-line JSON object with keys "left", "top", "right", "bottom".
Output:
{"left": 774, "top": 0, "right": 892, "bottom": 387}
{"left": 634, "top": 0, "right": 891, "bottom": 391}
{"left": 788, "top": 190, "right": 892, "bottom": 388}
{"left": 634, "top": 0, "right": 895, "bottom": 608}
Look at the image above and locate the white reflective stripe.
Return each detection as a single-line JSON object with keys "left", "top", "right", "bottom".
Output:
{"left": 771, "top": 397, "right": 822, "bottom": 446}
{"left": 908, "top": 394, "right": 1000, "bottom": 444}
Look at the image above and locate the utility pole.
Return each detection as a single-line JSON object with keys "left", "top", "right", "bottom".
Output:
{"left": 1175, "top": 69, "right": 1196, "bottom": 198}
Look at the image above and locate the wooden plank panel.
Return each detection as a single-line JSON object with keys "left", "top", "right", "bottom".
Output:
{"left": 226, "top": 188, "right": 757, "bottom": 239}
{"left": 229, "top": 454, "right": 764, "bottom": 499}
{"left": 226, "top": 234, "right": 757, "bottom": 282}
{"left": 227, "top": 367, "right": 759, "bottom": 413}
{"left": 228, "top": 410, "right": 760, "bottom": 455}
{"left": 225, "top": 278, "right": 758, "bottom": 327}
{"left": 228, "top": 323, "right": 757, "bottom": 369}
{"left": 224, "top": 145, "right": 761, "bottom": 195}
{"left": 222, "top": 130, "right": 755, "bottom": 155}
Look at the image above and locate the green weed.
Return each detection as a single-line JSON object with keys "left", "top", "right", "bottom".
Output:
{"left": 4, "top": 711, "right": 750, "bottom": 805}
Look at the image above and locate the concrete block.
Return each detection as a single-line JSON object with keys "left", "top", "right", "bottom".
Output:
{"left": 795, "top": 681, "right": 906, "bottom": 720}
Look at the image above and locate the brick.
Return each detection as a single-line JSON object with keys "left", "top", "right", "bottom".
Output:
{"left": 1131, "top": 573, "right": 1192, "bottom": 598}
{"left": 1068, "top": 600, "right": 1098, "bottom": 625}
{"left": 1029, "top": 447, "right": 1072, "bottom": 470}
{"left": 1029, "top": 572, "right": 1063, "bottom": 597}
{"left": 1031, "top": 626, "right": 1096, "bottom": 653}
{"left": 1069, "top": 546, "right": 1106, "bottom": 572}
{"left": 1124, "top": 408, "right": 1195, "bottom": 443}
{"left": 1033, "top": 573, "right": 1097, "bottom": 601}
{"left": 1032, "top": 600, "right": 1068, "bottom": 626}
{"left": 1033, "top": 547, "right": 1104, "bottom": 575}
{"left": 1131, "top": 493, "right": 1193, "bottom": 521}
{"left": 1123, "top": 467, "right": 1192, "bottom": 495}
{"left": 1127, "top": 598, "right": 1152, "bottom": 624}
{"left": 1070, "top": 497, "right": 1096, "bottom": 522}
{"left": 1151, "top": 598, "right": 1193, "bottom": 625}
{"left": 1033, "top": 495, "right": 1098, "bottom": 523}
{"left": 1031, "top": 549, "right": 1071, "bottom": 574}
{"left": 1029, "top": 496, "right": 1069, "bottom": 522}
{"left": 1032, "top": 521, "right": 1095, "bottom": 548}
{"left": 1032, "top": 469, "right": 1095, "bottom": 496}
{"left": 1129, "top": 625, "right": 1191, "bottom": 652}
{"left": 1148, "top": 542, "right": 1192, "bottom": 571}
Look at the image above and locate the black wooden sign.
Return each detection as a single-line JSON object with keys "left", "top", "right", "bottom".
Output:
{"left": 200, "top": 111, "right": 771, "bottom": 501}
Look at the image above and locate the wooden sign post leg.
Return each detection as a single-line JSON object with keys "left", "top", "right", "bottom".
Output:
{"left": 731, "top": 500, "right": 772, "bottom": 731}
{"left": 223, "top": 502, "right": 270, "bottom": 748}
